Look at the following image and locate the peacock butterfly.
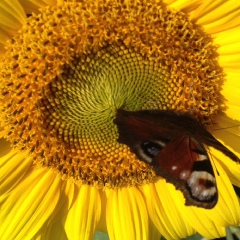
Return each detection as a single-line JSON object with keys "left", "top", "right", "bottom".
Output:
{"left": 114, "top": 109, "right": 240, "bottom": 209}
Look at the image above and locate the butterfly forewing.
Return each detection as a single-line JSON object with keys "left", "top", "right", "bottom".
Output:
{"left": 114, "top": 109, "right": 239, "bottom": 209}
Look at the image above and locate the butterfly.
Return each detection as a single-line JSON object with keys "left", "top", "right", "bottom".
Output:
{"left": 114, "top": 109, "right": 239, "bottom": 209}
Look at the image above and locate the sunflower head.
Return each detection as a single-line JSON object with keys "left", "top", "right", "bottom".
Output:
{"left": 0, "top": 0, "right": 224, "bottom": 189}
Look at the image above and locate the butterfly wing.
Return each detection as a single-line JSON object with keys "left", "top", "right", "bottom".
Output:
{"left": 114, "top": 109, "right": 219, "bottom": 208}
{"left": 153, "top": 135, "right": 217, "bottom": 208}
{"left": 115, "top": 109, "right": 240, "bottom": 162}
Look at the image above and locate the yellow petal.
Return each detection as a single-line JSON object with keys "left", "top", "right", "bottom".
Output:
{"left": 141, "top": 180, "right": 195, "bottom": 239}
{"left": 169, "top": 188, "right": 226, "bottom": 238}
{"left": 0, "top": 0, "right": 25, "bottom": 28}
{"left": 0, "top": 168, "right": 61, "bottom": 240}
{"left": 18, "top": 0, "right": 63, "bottom": 14}
{"left": 149, "top": 220, "right": 162, "bottom": 240}
{"left": 64, "top": 185, "right": 101, "bottom": 240}
{"left": 218, "top": 42, "right": 240, "bottom": 55}
{"left": 63, "top": 179, "right": 77, "bottom": 210}
{"left": 224, "top": 105, "right": 240, "bottom": 122}
{"left": 222, "top": 89, "right": 240, "bottom": 107}
{"left": 0, "top": 138, "right": 12, "bottom": 156}
{"left": 106, "top": 187, "right": 149, "bottom": 240}
{"left": 207, "top": 159, "right": 240, "bottom": 226}
{"left": 211, "top": 147, "right": 240, "bottom": 188}
{"left": 0, "top": 0, "right": 26, "bottom": 55}
{"left": 212, "top": 27, "right": 240, "bottom": 46}
{"left": 181, "top": 209, "right": 226, "bottom": 238}
{"left": 97, "top": 189, "right": 108, "bottom": 233}
{"left": 189, "top": 0, "right": 227, "bottom": 21}
{"left": 212, "top": 114, "right": 240, "bottom": 160}
{"left": 218, "top": 54, "right": 240, "bottom": 69}
{"left": 32, "top": 220, "right": 68, "bottom": 240}
{"left": 168, "top": 186, "right": 225, "bottom": 239}
{"left": 224, "top": 69, "right": 240, "bottom": 85}
{"left": 166, "top": 0, "right": 202, "bottom": 12}
{"left": 32, "top": 180, "right": 74, "bottom": 239}
{"left": 211, "top": 113, "right": 240, "bottom": 186}
{"left": 0, "top": 142, "right": 32, "bottom": 202}
{"left": 203, "top": 15, "right": 240, "bottom": 35}
{"left": 213, "top": 113, "right": 240, "bottom": 136}
{"left": 194, "top": 0, "right": 240, "bottom": 24}
{"left": 220, "top": 73, "right": 240, "bottom": 106}
{"left": 193, "top": 0, "right": 240, "bottom": 34}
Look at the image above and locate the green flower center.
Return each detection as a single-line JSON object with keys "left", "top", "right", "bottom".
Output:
{"left": 40, "top": 43, "right": 171, "bottom": 148}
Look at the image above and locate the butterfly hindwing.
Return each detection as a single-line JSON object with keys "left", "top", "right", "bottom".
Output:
{"left": 114, "top": 109, "right": 239, "bottom": 208}
{"left": 152, "top": 136, "right": 217, "bottom": 208}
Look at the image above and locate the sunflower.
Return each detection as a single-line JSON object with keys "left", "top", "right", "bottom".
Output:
{"left": 0, "top": 0, "right": 240, "bottom": 239}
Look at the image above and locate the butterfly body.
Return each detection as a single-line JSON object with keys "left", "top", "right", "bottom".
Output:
{"left": 114, "top": 109, "right": 239, "bottom": 209}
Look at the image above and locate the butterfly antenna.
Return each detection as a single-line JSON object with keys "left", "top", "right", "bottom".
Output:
{"left": 211, "top": 125, "right": 240, "bottom": 131}
{"left": 204, "top": 134, "right": 240, "bottom": 164}
{"left": 206, "top": 146, "right": 220, "bottom": 176}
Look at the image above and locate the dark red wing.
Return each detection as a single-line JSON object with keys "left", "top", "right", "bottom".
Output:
{"left": 152, "top": 136, "right": 217, "bottom": 208}
{"left": 154, "top": 135, "right": 197, "bottom": 179}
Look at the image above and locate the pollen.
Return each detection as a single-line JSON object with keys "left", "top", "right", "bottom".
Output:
{"left": 0, "top": 0, "right": 223, "bottom": 187}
